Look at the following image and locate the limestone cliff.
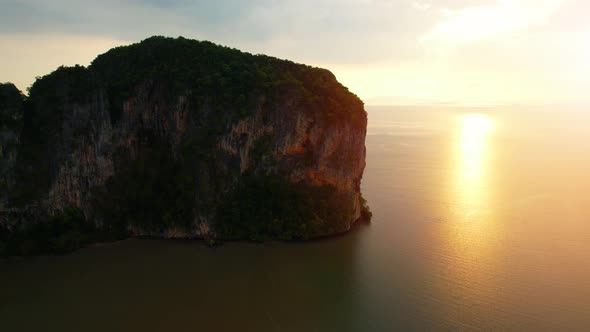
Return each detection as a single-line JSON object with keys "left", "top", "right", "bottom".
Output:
{"left": 0, "top": 83, "right": 24, "bottom": 207}
{"left": 0, "top": 36, "right": 368, "bottom": 254}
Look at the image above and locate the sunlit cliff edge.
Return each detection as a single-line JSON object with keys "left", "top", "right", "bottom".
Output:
{"left": 0, "top": 36, "right": 369, "bottom": 255}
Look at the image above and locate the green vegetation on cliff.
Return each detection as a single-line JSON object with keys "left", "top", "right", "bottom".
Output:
{"left": 91, "top": 144, "right": 198, "bottom": 235}
{"left": 0, "top": 83, "right": 24, "bottom": 203}
{"left": 0, "top": 207, "right": 97, "bottom": 257}
{"left": 0, "top": 83, "right": 24, "bottom": 127}
{"left": 217, "top": 174, "right": 354, "bottom": 241}
{"left": 92, "top": 36, "right": 364, "bottom": 125}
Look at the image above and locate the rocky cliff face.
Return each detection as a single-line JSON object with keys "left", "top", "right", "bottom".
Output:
{"left": 0, "top": 83, "right": 23, "bottom": 207}
{"left": 0, "top": 36, "right": 368, "bottom": 252}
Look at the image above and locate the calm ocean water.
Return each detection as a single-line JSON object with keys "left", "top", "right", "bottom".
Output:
{"left": 1, "top": 106, "right": 589, "bottom": 331}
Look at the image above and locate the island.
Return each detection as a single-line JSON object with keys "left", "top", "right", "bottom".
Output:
{"left": 0, "top": 36, "right": 369, "bottom": 256}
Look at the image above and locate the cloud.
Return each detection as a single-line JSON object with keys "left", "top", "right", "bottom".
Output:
{"left": 422, "top": 0, "right": 564, "bottom": 47}
{"left": 412, "top": 1, "right": 432, "bottom": 11}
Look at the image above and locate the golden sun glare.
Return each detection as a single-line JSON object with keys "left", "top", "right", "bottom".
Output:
{"left": 460, "top": 114, "right": 493, "bottom": 180}
{"left": 453, "top": 113, "right": 494, "bottom": 223}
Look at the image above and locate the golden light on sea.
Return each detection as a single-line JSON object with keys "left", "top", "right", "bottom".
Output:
{"left": 443, "top": 113, "right": 496, "bottom": 249}
{"left": 439, "top": 113, "right": 499, "bottom": 319}
{"left": 446, "top": 112, "right": 496, "bottom": 265}
{"left": 443, "top": 112, "right": 496, "bottom": 259}
{"left": 459, "top": 113, "right": 493, "bottom": 187}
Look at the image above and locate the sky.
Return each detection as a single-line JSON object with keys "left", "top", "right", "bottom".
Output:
{"left": 0, "top": 0, "right": 588, "bottom": 106}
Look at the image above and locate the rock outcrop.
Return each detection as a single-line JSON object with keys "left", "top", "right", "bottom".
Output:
{"left": 0, "top": 83, "right": 24, "bottom": 207}
{"left": 0, "top": 36, "right": 368, "bottom": 254}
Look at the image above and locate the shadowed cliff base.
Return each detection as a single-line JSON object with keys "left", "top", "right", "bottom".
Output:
{"left": 0, "top": 36, "right": 369, "bottom": 256}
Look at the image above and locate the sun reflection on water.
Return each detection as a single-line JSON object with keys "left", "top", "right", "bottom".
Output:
{"left": 456, "top": 113, "right": 493, "bottom": 220}
{"left": 447, "top": 113, "right": 497, "bottom": 273}
{"left": 438, "top": 113, "right": 499, "bottom": 321}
